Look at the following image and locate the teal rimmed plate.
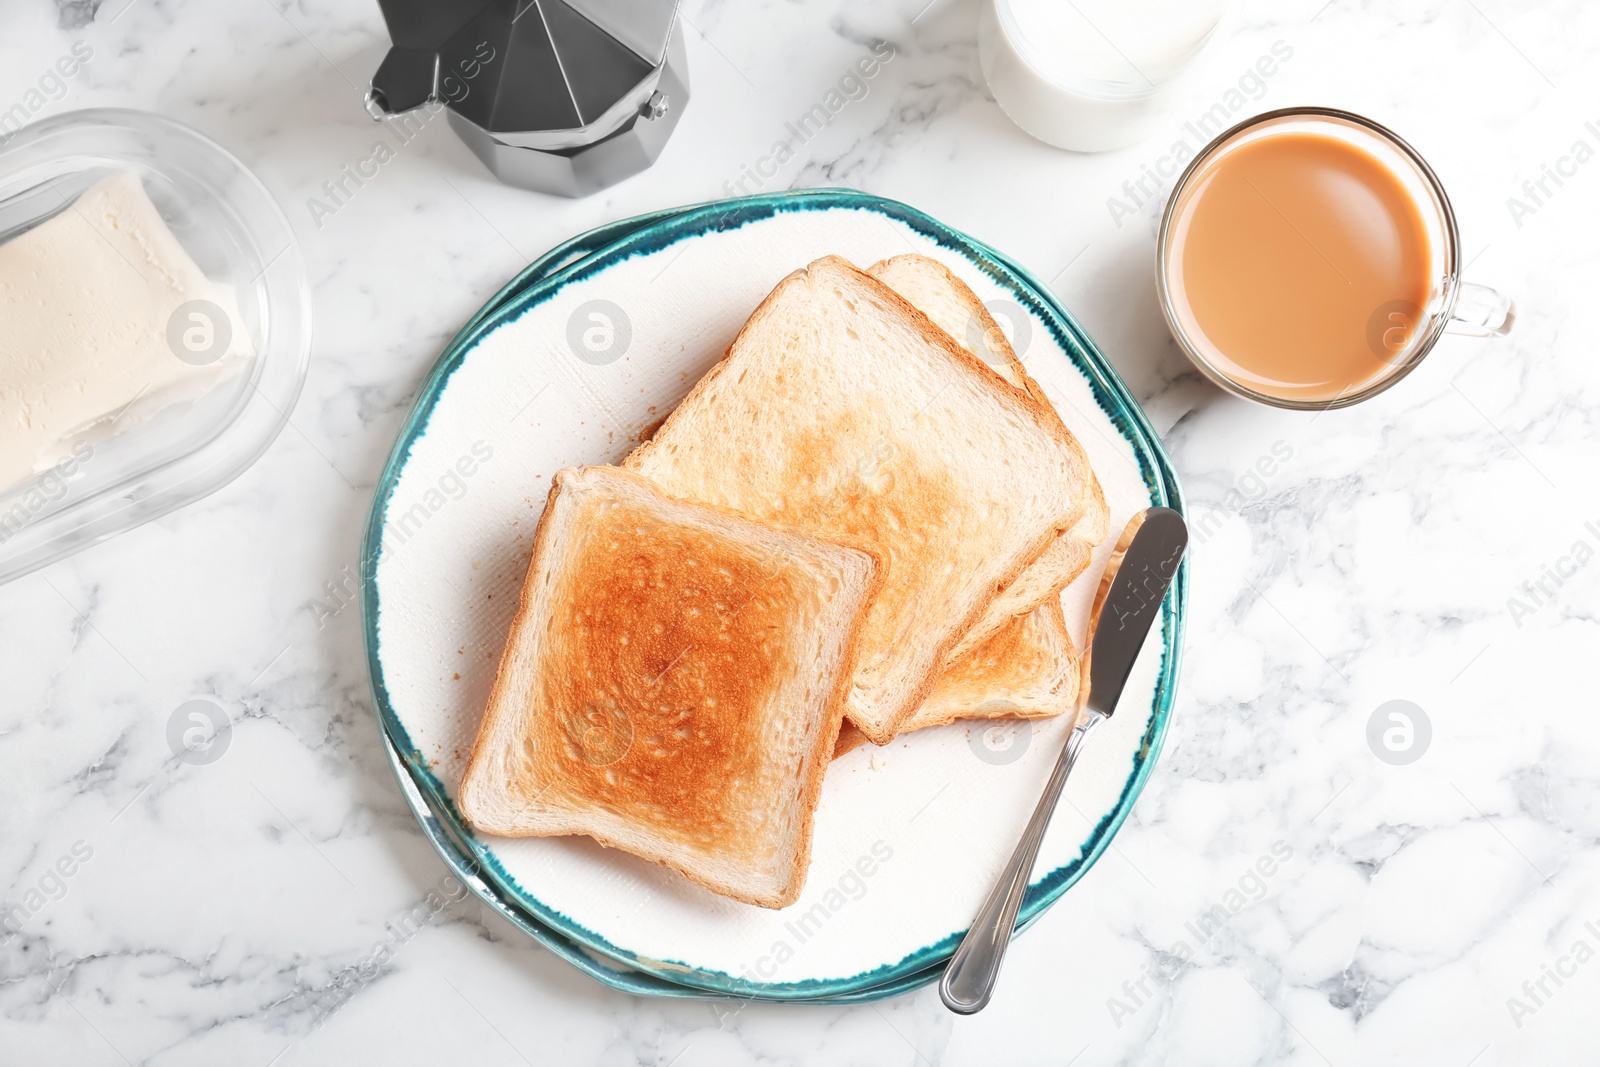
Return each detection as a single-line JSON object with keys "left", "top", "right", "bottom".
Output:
{"left": 362, "top": 189, "right": 1185, "bottom": 1001}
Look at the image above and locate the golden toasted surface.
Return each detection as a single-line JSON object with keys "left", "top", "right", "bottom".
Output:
{"left": 769, "top": 419, "right": 965, "bottom": 670}
{"left": 939, "top": 603, "right": 1067, "bottom": 694}
{"left": 522, "top": 494, "right": 810, "bottom": 856}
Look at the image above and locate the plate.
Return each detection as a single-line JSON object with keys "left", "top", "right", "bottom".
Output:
{"left": 362, "top": 190, "right": 1186, "bottom": 999}
{"left": 364, "top": 191, "right": 1186, "bottom": 998}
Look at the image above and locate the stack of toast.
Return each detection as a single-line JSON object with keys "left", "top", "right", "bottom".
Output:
{"left": 459, "top": 254, "right": 1107, "bottom": 908}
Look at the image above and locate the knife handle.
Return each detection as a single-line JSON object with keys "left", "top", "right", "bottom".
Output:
{"left": 940, "top": 710, "right": 1105, "bottom": 1014}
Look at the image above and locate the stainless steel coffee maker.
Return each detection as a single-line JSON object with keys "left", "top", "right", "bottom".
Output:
{"left": 365, "top": 0, "right": 689, "bottom": 197}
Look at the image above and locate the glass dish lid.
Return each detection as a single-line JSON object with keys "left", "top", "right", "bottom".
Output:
{"left": 0, "top": 108, "right": 310, "bottom": 583}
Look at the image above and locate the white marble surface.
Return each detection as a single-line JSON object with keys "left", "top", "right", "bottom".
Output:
{"left": 1, "top": 0, "right": 1596, "bottom": 1064}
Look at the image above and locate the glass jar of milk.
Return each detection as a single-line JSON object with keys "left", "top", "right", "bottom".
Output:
{"left": 980, "top": 0, "right": 1232, "bottom": 152}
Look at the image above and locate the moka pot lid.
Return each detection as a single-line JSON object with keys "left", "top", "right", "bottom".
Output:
{"left": 368, "top": 0, "right": 681, "bottom": 146}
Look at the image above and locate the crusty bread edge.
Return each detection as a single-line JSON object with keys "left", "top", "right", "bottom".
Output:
{"left": 623, "top": 263, "right": 806, "bottom": 481}
{"left": 867, "top": 254, "right": 1039, "bottom": 399}
{"left": 830, "top": 255, "right": 1085, "bottom": 481}
{"left": 762, "top": 540, "right": 881, "bottom": 906}
{"left": 950, "top": 474, "right": 1110, "bottom": 656}
{"left": 459, "top": 469, "right": 573, "bottom": 833}
{"left": 746, "top": 491, "right": 886, "bottom": 906}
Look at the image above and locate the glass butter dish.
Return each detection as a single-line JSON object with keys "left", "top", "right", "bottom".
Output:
{"left": 0, "top": 109, "right": 309, "bottom": 584}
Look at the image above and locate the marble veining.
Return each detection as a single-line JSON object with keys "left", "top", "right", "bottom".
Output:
{"left": 2, "top": 0, "right": 1597, "bottom": 1064}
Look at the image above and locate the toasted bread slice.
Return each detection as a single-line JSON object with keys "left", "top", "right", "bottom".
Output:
{"left": 625, "top": 257, "right": 1094, "bottom": 743}
{"left": 866, "top": 254, "right": 1109, "bottom": 659}
{"left": 459, "top": 465, "right": 877, "bottom": 909}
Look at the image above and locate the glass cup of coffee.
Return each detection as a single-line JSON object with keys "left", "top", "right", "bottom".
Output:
{"left": 1157, "top": 106, "right": 1513, "bottom": 409}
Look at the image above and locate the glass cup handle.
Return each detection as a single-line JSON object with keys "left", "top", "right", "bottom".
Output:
{"left": 1447, "top": 282, "right": 1515, "bottom": 337}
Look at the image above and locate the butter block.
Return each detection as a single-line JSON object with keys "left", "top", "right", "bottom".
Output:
{"left": 0, "top": 170, "right": 252, "bottom": 490}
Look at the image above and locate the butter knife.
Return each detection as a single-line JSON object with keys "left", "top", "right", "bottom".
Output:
{"left": 940, "top": 506, "right": 1188, "bottom": 1014}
